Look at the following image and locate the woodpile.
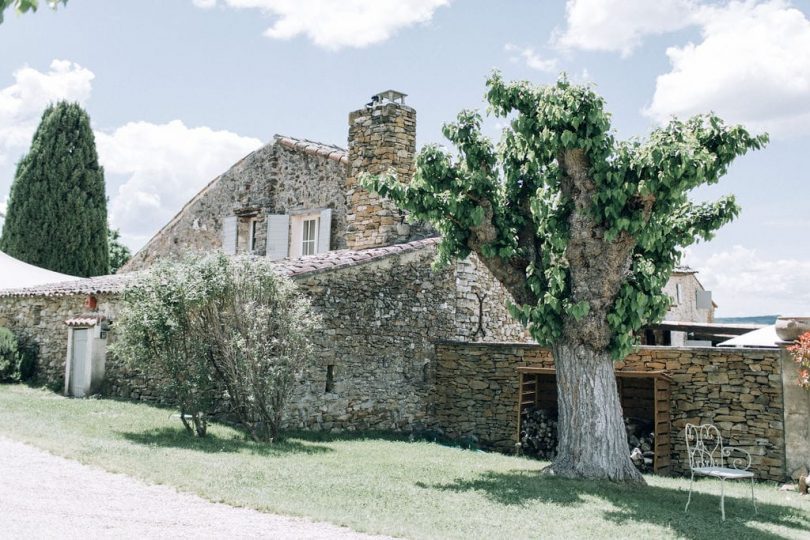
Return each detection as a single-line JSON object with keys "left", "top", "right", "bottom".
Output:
{"left": 519, "top": 409, "right": 656, "bottom": 472}
{"left": 518, "top": 407, "right": 558, "bottom": 459}
{"left": 626, "top": 417, "right": 655, "bottom": 473}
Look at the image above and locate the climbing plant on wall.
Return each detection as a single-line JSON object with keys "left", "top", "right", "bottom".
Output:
{"left": 362, "top": 72, "right": 767, "bottom": 482}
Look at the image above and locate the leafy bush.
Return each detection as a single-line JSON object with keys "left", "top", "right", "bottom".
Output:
{"left": 112, "top": 257, "right": 223, "bottom": 436}
{"left": 112, "top": 254, "right": 318, "bottom": 441}
{"left": 787, "top": 331, "right": 810, "bottom": 388}
{"left": 197, "top": 256, "right": 319, "bottom": 442}
{"left": 0, "top": 326, "right": 19, "bottom": 382}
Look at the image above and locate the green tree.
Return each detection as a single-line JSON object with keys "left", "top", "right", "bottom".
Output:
{"left": 0, "top": 101, "right": 109, "bottom": 277}
{"left": 0, "top": 0, "right": 65, "bottom": 23}
{"left": 108, "top": 227, "right": 131, "bottom": 274}
{"left": 364, "top": 73, "right": 766, "bottom": 482}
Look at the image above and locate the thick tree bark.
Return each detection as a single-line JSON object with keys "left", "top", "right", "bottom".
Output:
{"left": 551, "top": 341, "right": 644, "bottom": 482}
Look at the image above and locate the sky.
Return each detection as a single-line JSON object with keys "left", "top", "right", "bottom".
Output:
{"left": 0, "top": 0, "right": 808, "bottom": 317}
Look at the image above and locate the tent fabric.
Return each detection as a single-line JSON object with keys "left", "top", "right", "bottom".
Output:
{"left": 0, "top": 250, "right": 79, "bottom": 291}
{"left": 717, "top": 325, "right": 780, "bottom": 348}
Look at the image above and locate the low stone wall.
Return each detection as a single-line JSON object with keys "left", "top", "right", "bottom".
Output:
{"left": 433, "top": 341, "right": 787, "bottom": 481}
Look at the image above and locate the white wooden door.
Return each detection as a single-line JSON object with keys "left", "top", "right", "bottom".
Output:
{"left": 69, "top": 329, "right": 89, "bottom": 397}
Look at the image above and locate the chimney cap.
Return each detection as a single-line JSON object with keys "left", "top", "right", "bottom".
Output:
{"left": 371, "top": 89, "right": 407, "bottom": 105}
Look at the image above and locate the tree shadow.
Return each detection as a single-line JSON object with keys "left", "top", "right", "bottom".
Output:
{"left": 420, "top": 470, "right": 810, "bottom": 539}
{"left": 119, "top": 427, "right": 333, "bottom": 456}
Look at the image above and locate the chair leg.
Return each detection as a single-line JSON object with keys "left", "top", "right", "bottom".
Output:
{"left": 751, "top": 477, "right": 757, "bottom": 514}
{"left": 720, "top": 478, "right": 726, "bottom": 521}
{"left": 685, "top": 472, "right": 694, "bottom": 513}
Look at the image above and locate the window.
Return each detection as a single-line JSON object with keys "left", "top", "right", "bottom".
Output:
{"left": 301, "top": 217, "right": 318, "bottom": 256}
{"left": 249, "top": 218, "right": 258, "bottom": 252}
{"left": 675, "top": 283, "right": 683, "bottom": 305}
{"left": 325, "top": 365, "right": 335, "bottom": 392}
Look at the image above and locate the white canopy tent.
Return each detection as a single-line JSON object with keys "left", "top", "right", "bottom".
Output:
{"left": 0, "top": 250, "right": 79, "bottom": 290}
{"left": 717, "top": 325, "right": 780, "bottom": 348}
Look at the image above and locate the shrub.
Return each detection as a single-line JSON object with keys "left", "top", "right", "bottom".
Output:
{"left": 787, "top": 331, "right": 810, "bottom": 389}
{"left": 111, "top": 257, "right": 224, "bottom": 436}
{"left": 196, "top": 256, "right": 319, "bottom": 442}
{"left": 0, "top": 326, "right": 19, "bottom": 382}
{"left": 112, "top": 254, "right": 318, "bottom": 441}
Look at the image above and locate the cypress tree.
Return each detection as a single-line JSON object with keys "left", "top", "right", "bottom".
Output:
{"left": 0, "top": 101, "right": 109, "bottom": 277}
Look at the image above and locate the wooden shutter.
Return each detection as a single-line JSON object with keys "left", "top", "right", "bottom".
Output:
{"left": 266, "top": 214, "right": 290, "bottom": 261}
{"left": 222, "top": 216, "right": 237, "bottom": 255}
{"left": 317, "top": 208, "right": 332, "bottom": 254}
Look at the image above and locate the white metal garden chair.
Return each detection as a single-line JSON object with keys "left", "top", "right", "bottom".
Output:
{"left": 684, "top": 423, "right": 757, "bottom": 521}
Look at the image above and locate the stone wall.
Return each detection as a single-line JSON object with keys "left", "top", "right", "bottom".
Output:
{"left": 433, "top": 341, "right": 787, "bottom": 481}
{"left": 345, "top": 101, "right": 419, "bottom": 250}
{"left": 0, "top": 292, "right": 119, "bottom": 387}
{"left": 121, "top": 139, "right": 348, "bottom": 272}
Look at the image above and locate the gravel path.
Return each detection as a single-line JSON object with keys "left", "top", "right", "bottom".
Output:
{"left": 0, "top": 436, "right": 390, "bottom": 539}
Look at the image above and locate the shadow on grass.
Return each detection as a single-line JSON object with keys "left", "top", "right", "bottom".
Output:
{"left": 119, "top": 427, "right": 333, "bottom": 456}
{"left": 419, "top": 470, "right": 810, "bottom": 540}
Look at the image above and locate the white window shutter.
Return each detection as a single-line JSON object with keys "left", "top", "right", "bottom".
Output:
{"left": 696, "top": 290, "right": 713, "bottom": 310}
{"left": 266, "top": 214, "right": 290, "bottom": 261}
{"left": 222, "top": 216, "right": 237, "bottom": 255}
{"left": 317, "top": 208, "right": 332, "bottom": 254}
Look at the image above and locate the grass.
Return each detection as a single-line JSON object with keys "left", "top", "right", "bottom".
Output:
{"left": 0, "top": 384, "right": 808, "bottom": 539}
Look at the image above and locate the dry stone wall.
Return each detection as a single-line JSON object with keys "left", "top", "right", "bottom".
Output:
{"left": 433, "top": 342, "right": 787, "bottom": 481}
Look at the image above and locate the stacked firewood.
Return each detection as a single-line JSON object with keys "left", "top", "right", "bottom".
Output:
{"left": 519, "top": 407, "right": 558, "bottom": 459}
{"left": 626, "top": 417, "right": 655, "bottom": 473}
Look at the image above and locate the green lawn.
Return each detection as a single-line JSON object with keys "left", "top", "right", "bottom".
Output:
{"left": 0, "top": 385, "right": 807, "bottom": 539}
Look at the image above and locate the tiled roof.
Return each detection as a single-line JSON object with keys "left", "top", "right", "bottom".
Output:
{"left": 673, "top": 265, "right": 697, "bottom": 274}
{"left": 65, "top": 313, "right": 109, "bottom": 327}
{"left": 0, "top": 238, "right": 440, "bottom": 298}
{"left": 274, "top": 135, "right": 348, "bottom": 165}
{"left": 0, "top": 273, "right": 135, "bottom": 298}
{"left": 273, "top": 237, "right": 440, "bottom": 277}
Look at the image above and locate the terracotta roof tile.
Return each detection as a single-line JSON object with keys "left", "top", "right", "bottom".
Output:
{"left": 0, "top": 273, "right": 135, "bottom": 298}
{"left": 274, "top": 135, "right": 348, "bottom": 165}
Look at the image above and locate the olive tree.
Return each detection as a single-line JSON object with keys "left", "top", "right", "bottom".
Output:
{"left": 363, "top": 73, "right": 766, "bottom": 482}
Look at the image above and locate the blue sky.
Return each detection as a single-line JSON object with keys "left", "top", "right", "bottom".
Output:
{"left": 0, "top": 0, "right": 808, "bottom": 316}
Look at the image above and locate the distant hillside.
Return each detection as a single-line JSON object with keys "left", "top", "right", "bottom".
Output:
{"left": 715, "top": 315, "right": 778, "bottom": 325}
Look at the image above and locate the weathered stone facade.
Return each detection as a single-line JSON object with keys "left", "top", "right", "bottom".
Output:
{"left": 345, "top": 101, "right": 418, "bottom": 250}
{"left": 433, "top": 341, "right": 789, "bottom": 481}
{"left": 0, "top": 241, "right": 528, "bottom": 430}
{"left": 121, "top": 137, "right": 349, "bottom": 272}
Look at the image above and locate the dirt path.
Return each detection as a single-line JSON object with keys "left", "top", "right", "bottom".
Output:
{"left": 0, "top": 436, "right": 390, "bottom": 539}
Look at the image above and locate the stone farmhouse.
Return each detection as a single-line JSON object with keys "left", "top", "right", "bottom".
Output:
{"left": 0, "top": 91, "right": 808, "bottom": 482}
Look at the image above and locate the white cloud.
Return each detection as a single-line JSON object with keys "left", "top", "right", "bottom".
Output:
{"left": 685, "top": 245, "right": 810, "bottom": 317}
{"left": 645, "top": 1, "right": 810, "bottom": 137}
{"left": 554, "top": 0, "right": 697, "bottom": 57}
{"left": 504, "top": 44, "right": 558, "bottom": 72}
{"left": 0, "top": 59, "right": 94, "bottom": 166}
{"left": 96, "top": 121, "right": 262, "bottom": 250}
{"left": 193, "top": 0, "right": 450, "bottom": 49}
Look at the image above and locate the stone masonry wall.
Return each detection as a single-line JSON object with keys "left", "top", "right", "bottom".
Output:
{"left": 345, "top": 102, "right": 420, "bottom": 250}
{"left": 122, "top": 141, "right": 348, "bottom": 272}
{"left": 0, "top": 292, "right": 119, "bottom": 387}
{"left": 433, "top": 342, "right": 786, "bottom": 481}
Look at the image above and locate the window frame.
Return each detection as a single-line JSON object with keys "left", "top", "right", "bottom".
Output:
{"left": 301, "top": 217, "right": 319, "bottom": 256}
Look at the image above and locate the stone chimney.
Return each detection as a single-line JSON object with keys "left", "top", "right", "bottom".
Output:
{"left": 345, "top": 90, "right": 416, "bottom": 250}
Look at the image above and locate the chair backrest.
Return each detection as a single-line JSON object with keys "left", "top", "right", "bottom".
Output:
{"left": 685, "top": 423, "right": 724, "bottom": 469}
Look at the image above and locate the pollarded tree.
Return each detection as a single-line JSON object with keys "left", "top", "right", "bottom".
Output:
{"left": 364, "top": 73, "right": 766, "bottom": 482}
{"left": 0, "top": 101, "right": 109, "bottom": 277}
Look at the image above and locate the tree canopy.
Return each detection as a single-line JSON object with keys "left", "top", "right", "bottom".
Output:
{"left": 0, "top": 101, "right": 109, "bottom": 277}
{"left": 365, "top": 73, "right": 767, "bottom": 359}
{"left": 0, "top": 0, "right": 65, "bottom": 23}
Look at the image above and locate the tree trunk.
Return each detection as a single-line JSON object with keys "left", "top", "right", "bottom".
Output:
{"left": 551, "top": 341, "right": 644, "bottom": 483}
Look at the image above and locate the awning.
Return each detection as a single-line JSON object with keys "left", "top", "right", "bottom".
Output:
{"left": 0, "top": 250, "right": 78, "bottom": 290}
{"left": 717, "top": 325, "right": 780, "bottom": 348}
